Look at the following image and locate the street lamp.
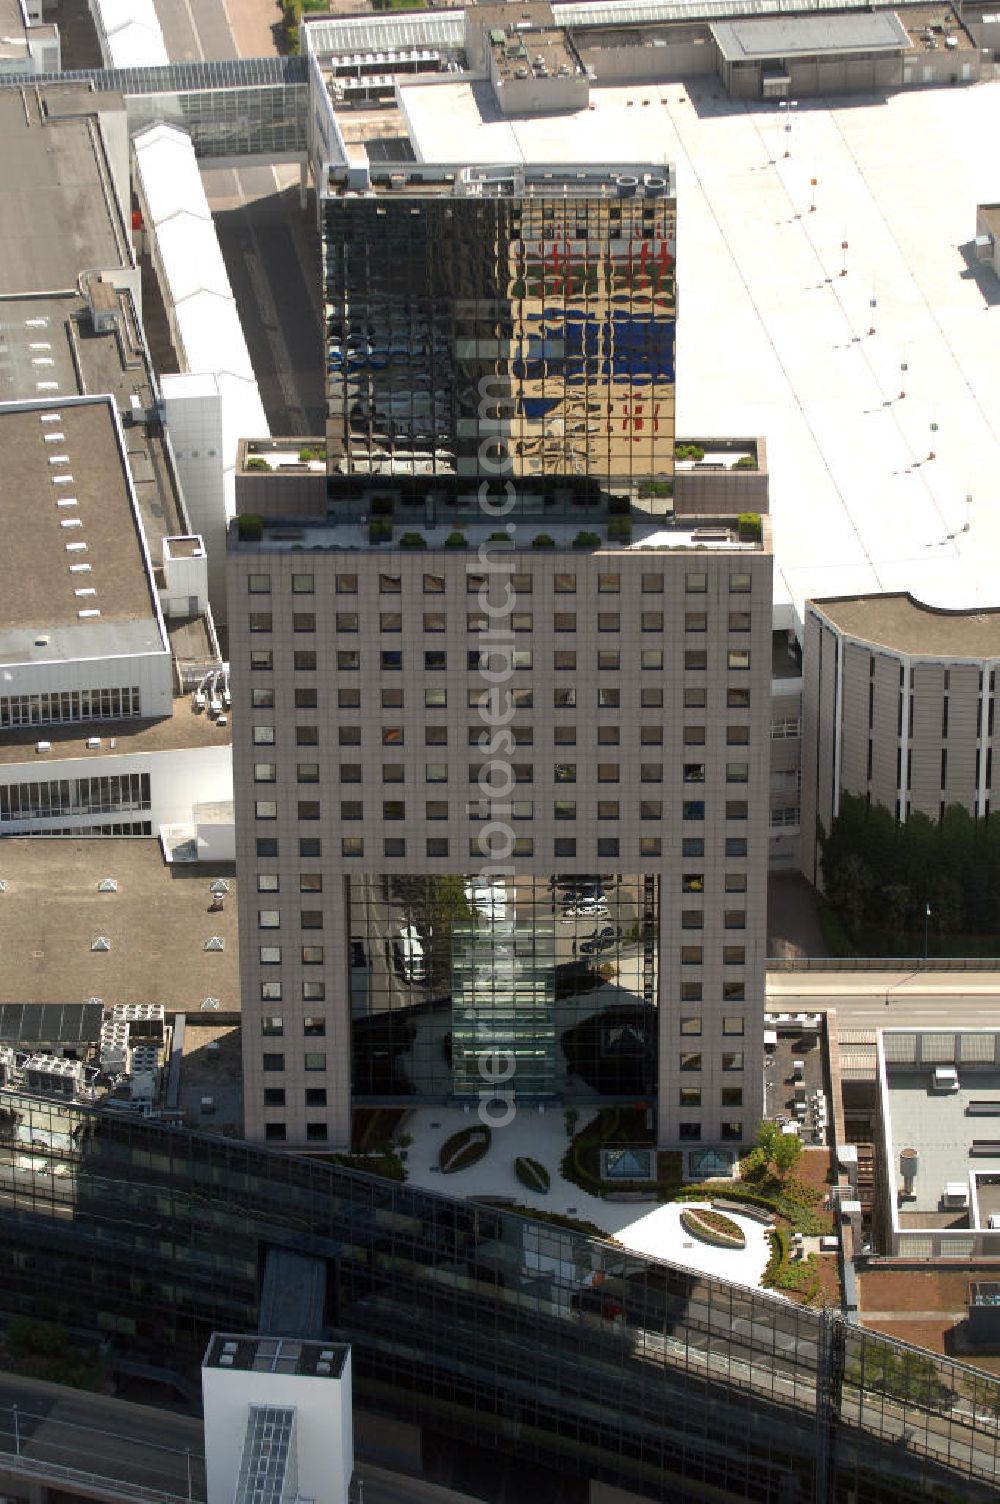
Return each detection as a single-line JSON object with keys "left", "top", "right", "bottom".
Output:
{"left": 778, "top": 98, "right": 798, "bottom": 158}
{"left": 923, "top": 902, "right": 932, "bottom": 961}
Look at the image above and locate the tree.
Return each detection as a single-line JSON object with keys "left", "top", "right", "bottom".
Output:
{"left": 772, "top": 1132, "right": 802, "bottom": 1179}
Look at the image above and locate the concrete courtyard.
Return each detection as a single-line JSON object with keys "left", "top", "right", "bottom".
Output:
{"left": 402, "top": 1106, "right": 774, "bottom": 1290}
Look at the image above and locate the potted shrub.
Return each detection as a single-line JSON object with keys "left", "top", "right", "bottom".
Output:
{"left": 734, "top": 455, "right": 758, "bottom": 471}
{"left": 532, "top": 533, "right": 555, "bottom": 548}
{"left": 245, "top": 457, "right": 269, "bottom": 473}
{"left": 737, "top": 512, "right": 762, "bottom": 543}
{"left": 573, "top": 530, "right": 601, "bottom": 550}
{"left": 607, "top": 516, "right": 632, "bottom": 543}
{"left": 399, "top": 532, "right": 427, "bottom": 549}
{"left": 237, "top": 513, "right": 263, "bottom": 541}
{"left": 369, "top": 518, "right": 392, "bottom": 544}
{"left": 444, "top": 530, "right": 466, "bottom": 549}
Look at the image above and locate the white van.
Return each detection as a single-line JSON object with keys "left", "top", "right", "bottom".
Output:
{"left": 394, "top": 924, "right": 425, "bottom": 984}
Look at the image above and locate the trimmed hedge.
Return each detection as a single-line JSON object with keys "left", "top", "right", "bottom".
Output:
{"left": 681, "top": 1207, "right": 746, "bottom": 1249}
{"left": 572, "top": 530, "right": 601, "bottom": 550}
{"left": 444, "top": 531, "right": 467, "bottom": 549}
{"left": 237, "top": 513, "right": 262, "bottom": 541}
{"left": 532, "top": 534, "right": 555, "bottom": 548}
{"left": 515, "top": 1157, "right": 551, "bottom": 1194}
{"left": 440, "top": 1126, "right": 491, "bottom": 1174}
{"left": 399, "top": 532, "right": 427, "bottom": 549}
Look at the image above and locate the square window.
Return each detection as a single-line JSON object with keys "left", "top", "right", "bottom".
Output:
{"left": 641, "top": 650, "right": 663, "bottom": 671}
{"left": 381, "top": 765, "right": 404, "bottom": 784}
{"left": 293, "top": 613, "right": 316, "bottom": 633}
{"left": 685, "top": 613, "right": 707, "bottom": 633}
{"left": 256, "top": 838, "right": 278, "bottom": 858}
{"left": 380, "top": 613, "right": 402, "bottom": 634}
{"left": 723, "top": 1016, "right": 745, "bottom": 1035}
{"left": 512, "top": 613, "right": 533, "bottom": 632}
{"left": 292, "top": 573, "right": 314, "bottom": 594}
{"left": 684, "top": 762, "right": 705, "bottom": 782}
{"left": 512, "top": 837, "right": 533, "bottom": 856}
{"left": 683, "top": 801, "right": 705, "bottom": 821}
{"left": 383, "top": 800, "right": 405, "bottom": 820}
{"left": 723, "top": 946, "right": 745, "bottom": 965}
{"left": 425, "top": 650, "right": 447, "bottom": 671}
{"left": 258, "top": 875, "right": 279, "bottom": 893}
{"left": 598, "top": 613, "right": 620, "bottom": 632}
{"left": 299, "top": 839, "right": 321, "bottom": 858}
{"left": 727, "top": 726, "right": 750, "bottom": 746}
{"left": 336, "top": 613, "right": 359, "bottom": 633}
{"left": 254, "top": 762, "right": 276, "bottom": 783}
{"left": 640, "top": 764, "right": 662, "bottom": 783}
{"left": 306, "top": 1122, "right": 328, "bottom": 1142}
{"left": 381, "top": 650, "right": 402, "bottom": 671}
{"left": 261, "top": 1015, "right": 283, "bottom": 1035}
{"left": 249, "top": 612, "right": 272, "bottom": 633}
{"left": 641, "top": 574, "right": 663, "bottom": 593}
{"left": 644, "top": 835, "right": 663, "bottom": 855}
{"left": 262, "top": 1053, "right": 284, "bottom": 1073}
{"left": 598, "top": 574, "right": 620, "bottom": 593}
{"left": 338, "top": 689, "right": 360, "bottom": 710}
{"left": 682, "top": 838, "right": 704, "bottom": 857}
{"left": 426, "top": 838, "right": 449, "bottom": 857}
{"left": 248, "top": 574, "right": 271, "bottom": 594}
{"left": 425, "top": 801, "right": 448, "bottom": 820}
{"left": 297, "top": 801, "right": 320, "bottom": 821}
{"left": 554, "top": 613, "right": 576, "bottom": 632}
{"left": 598, "top": 801, "right": 619, "bottom": 820}
{"left": 302, "top": 980, "right": 325, "bottom": 1000}
{"left": 340, "top": 765, "right": 362, "bottom": 784}
{"left": 598, "top": 726, "right": 620, "bottom": 745}
{"left": 721, "top": 1121, "right": 743, "bottom": 1143}
{"left": 726, "top": 838, "right": 748, "bottom": 857}
{"left": 342, "top": 837, "right": 364, "bottom": 857}
{"left": 730, "top": 572, "right": 751, "bottom": 593}
{"left": 599, "top": 689, "right": 620, "bottom": 709}
{"left": 424, "top": 613, "right": 446, "bottom": 632}
{"left": 597, "top": 764, "right": 619, "bottom": 783}
{"left": 382, "top": 727, "right": 403, "bottom": 746}
{"left": 554, "top": 838, "right": 576, "bottom": 857}
{"left": 252, "top": 688, "right": 275, "bottom": 709}
{"left": 425, "top": 688, "right": 447, "bottom": 708}
{"left": 597, "top": 651, "right": 620, "bottom": 671}
{"left": 554, "top": 574, "right": 576, "bottom": 593}
{"left": 554, "top": 763, "right": 576, "bottom": 783}
{"left": 722, "top": 1053, "right": 744, "bottom": 1072}
{"left": 424, "top": 573, "right": 445, "bottom": 593}
{"left": 380, "top": 574, "right": 401, "bottom": 595}
{"left": 641, "top": 801, "right": 662, "bottom": 820}
{"left": 296, "top": 689, "right": 319, "bottom": 710}
{"left": 729, "top": 611, "right": 751, "bottom": 632}
{"left": 681, "top": 946, "right": 702, "bottom": 965}
{"left": 554, "top": 726, "right": 576, "bottom": 746}
{"left": 255, "top": 800, "right": 277, "bottom": 821}
{"left": 554, "top": 651, "right": 577, "bottom": 671}
{"left": 300, "top": 910, "right": 323, "bottom": 930}
{"left": 726, "top": 801, "right": 748, "bottom": 821}
{"left": 336, "top": 574, "right": 358, "bottom": 593}
{"left": 641, "top": 612, "right": 663, "bottom": 632}
{"left": 258, "top": 910, "right": 280, "bottom": 930}
{"left": 680, "top": 1017, "right": 701, "bottom": 1036}
{"left": 681, "top": 982, "right": 702, "bottom": 1002}
{"left": 640, "top": 726, "right": 662, "bottom": 745}
{"left": 554, "top": 800, "right": 577, "bottom": 820}
{"left": 264, "top": 1088, "right": 285, "bottom": 1106}
{"left": 251, "top": 651, "right": 273, "bottom": 671}
{"left": 253, "top": 726, "right": 275, "bottom": 746}
{"left": 304, "top": 1052, "right": 327, "bottom": 1071}
{"left": 680, "top": 1053, "right": 702, "bottom": 1072}
{"left": 597, "top": 837, "right": 619, "bottom": 858}
{"left": 301, "top": 946, "right": 324, "bottom": 965}
{"left": 726, "top": 762, "right": 749, "bottom": 783}
{"left": 685, "top": 650, "right": 707, "bottom": 671}
{"left": 300, "top": 874, "right": 322, "bottom": 893}
{"left": 728, "top": 688, "right": 751, "bottom": 708}
{"left": 680, "top": 1123, "right": 702, "bottom": 1142}
{"left": 426, "top": 727, "right": 448, "bottom": 746}
{"left": 381, "top": 688, "right": 403, "bottom": 709}
{"left": 294, "top": 651, "right": 317, "bottom": 672}
{"left": 685, "top": 572, "right": 707, "bottom": 594}
{"left": 641, "top": 688, "right": 662, "bottom": 708}
{"left": 297, "top": 726, "right": 319, "bottom": 747}
{"left": 728, "top": 650, "right": 751, "bottom": 671}
{"left": 305, "top": 1088, "right": 327, "bottom": 1107}
{"left": 554, "top": 687, "right": 576, "bottom": 708}
{"left": 265, "top": 1123, "right": 286, "bottom": 1142}
{"left": 679, "top": 1088, "right": 701, "bottom": 1107}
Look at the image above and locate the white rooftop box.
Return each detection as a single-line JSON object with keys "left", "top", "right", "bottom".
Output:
{"left": 943, "top": 1182, "right": 969, "bottom": 1208}
{"left": 933, "top": 1066, "right": 960, "bottom": 1092}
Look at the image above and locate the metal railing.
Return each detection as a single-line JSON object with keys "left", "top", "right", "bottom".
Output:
{"left": 768, "top": 956, "right": 1000, "bottom": 972}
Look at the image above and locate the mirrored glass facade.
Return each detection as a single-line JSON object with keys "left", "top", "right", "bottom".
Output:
{"left": 0, "top": 1094, "right": 998, "bottom": 1504}
{"left": 350, "top": 874, "right": 658, "bottom": 1103}
{"left": 323, "top": 170, "right": 676, "bottom": 514}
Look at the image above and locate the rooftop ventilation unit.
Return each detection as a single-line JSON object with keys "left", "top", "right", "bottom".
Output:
{"left": 91, "top": 936, "right": 111, "bottom": 952}
{"left": 35, "top": 741, "right": 51, "bottom": 753}
{"left": 205, "top": 937, "right": 225, "bottom": 952}
{"left": 210, "top": 879, "right": 230, "bottom": 896}
{"left": 201, "top": 997, "right": 220, "bottom": 1010}
{"left": 0, "top": 881, "right": 7, "bottom": 893}
{"left": 97, "top": 878, "right": 118, "bottom": 892}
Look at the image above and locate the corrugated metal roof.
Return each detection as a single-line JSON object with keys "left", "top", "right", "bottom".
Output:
{"left": 304, "top": 13, "right": 464, "bottom": 56}
{"left": 711, "top": 9, "right": 910, "bottom": 59}
{"left": 559, "top": 0, "right": 873, "bottom": 27}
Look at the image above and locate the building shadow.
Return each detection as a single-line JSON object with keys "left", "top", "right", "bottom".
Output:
{"left": 957, "top": 241, "right": 1000, "bottom": 307}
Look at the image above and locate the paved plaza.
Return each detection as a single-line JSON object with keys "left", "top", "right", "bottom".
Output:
{"left": 403, "top": 1106, "right": 775, "bottom": 1289}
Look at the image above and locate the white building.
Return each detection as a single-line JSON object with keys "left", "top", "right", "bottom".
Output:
{"left": 202, "top": 1334, "right": 353, "bottom": 1504}
{"left": 0, "top": 0, "right": 59, "bottom": 75}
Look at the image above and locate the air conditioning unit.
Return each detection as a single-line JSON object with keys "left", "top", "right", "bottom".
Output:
{"left": 943, "top": 1182, "right": 969, "bottom": 1208}
{"left": 933, "top": 1066, "right": 959, "bottom": 1093}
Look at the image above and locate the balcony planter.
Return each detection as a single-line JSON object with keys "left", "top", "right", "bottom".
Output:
{"left": 573, "top": 531, "right": 601, "bottom": 550}
{"left": 444, "top": 531, "right": 467, "bottom": 549}
{"left": 237, "top": 513, "right": 263, "bottom": 541}
{"left": 532, "top": 534, "right": 556, "bottom": 549}
{"left": 737, "top": 512, "right": 762, "bottom": 543}
{"left": 369, "top": 519, "right": 392, "bottom": 544}
{"left": 399, "top": 532, "right": 428, "bottom": 549}
{"left": 607, "top": 518, "right": 632, "bottom": 543}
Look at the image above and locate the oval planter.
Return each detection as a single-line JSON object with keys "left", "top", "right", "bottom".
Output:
{"left": 681, "top": 1207, "right": 746, "bottom": 1250}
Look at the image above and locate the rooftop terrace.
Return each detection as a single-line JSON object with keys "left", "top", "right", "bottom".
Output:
{"left": 812, "top": 593, "right": 1000, "bottom": 658}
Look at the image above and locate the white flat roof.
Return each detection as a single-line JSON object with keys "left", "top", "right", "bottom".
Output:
{"left": 133, "top": 125, "right": 268, "bottom": 513}
{"left": 93, "top": 0, "right": 169, "bottom": 68}
{"left": 398, "top": 78, "right": 1000, "bottom": 623}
